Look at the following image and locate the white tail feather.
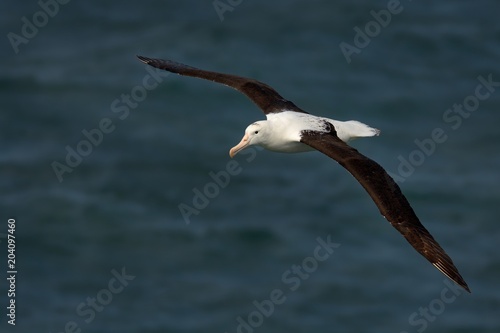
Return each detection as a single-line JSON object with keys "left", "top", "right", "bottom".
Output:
{"left": 328, "top": 119, "right": 380, "bottom": 142}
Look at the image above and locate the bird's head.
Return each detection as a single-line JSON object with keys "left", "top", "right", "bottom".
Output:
{"left": 229, "top": 121, "right": 268, "bottom": 158}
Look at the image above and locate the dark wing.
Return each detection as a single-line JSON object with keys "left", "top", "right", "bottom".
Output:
{"left": 137, "top": 56, "right": 307, "bottom": 115}
{"left": 300, "top": 126, "right": 470, "bottom": 292}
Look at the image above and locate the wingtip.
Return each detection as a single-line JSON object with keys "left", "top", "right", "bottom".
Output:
{"left": 432, "top": 262, "right": 471, "bottom": 293}
{"left": 457, "top": 281, "right": 471, "bottom": 293}
{"left": 136, "top": 55, "right": 151, "bottom": 64}
{"left": 453, "top": 278, "right": 471, "bottom": 293}
{"left": 460, "top": 279, "right": 471, "bottom": 293}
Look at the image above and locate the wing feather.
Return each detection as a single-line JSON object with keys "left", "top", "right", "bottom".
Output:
{"left": 137, "top": 56, "right": 307, "bottom": 115}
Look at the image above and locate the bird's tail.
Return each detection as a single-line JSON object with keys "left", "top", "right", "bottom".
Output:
{"left": 345, "top": 120, "right": 380, "bottom": 138}
{"left": 331, "top": 120, "right": 380, "bottom": 142}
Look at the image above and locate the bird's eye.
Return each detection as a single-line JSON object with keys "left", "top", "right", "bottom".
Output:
{"left": 254, "top": 131, "right": 259, "bottom": 134}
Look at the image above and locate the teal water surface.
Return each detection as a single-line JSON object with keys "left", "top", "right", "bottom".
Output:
{"left": 1, "top": 1, "right": 499, "bottom": 332}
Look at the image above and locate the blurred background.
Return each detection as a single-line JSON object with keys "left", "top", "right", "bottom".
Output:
{"left": 1, "top": 0, "right": 499, "bottom": 332}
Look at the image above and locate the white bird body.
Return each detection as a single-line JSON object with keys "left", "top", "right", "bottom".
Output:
{"left": 243, "top": 111, "right": 380, "bottom": 154}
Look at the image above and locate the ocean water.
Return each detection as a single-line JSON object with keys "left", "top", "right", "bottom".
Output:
{"left": 1, "top": 1, "right": 500, "bottom": 332}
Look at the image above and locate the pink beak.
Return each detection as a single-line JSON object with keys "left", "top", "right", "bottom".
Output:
{"left": 229, "top": 133, "right": 250, "bottom": 158}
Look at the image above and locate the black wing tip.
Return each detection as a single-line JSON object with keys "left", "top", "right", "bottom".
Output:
{"left": 136, "top": 55, "right": 198, "bottom": 74}
{"left": 452, "top": 278, "right": 471, "bottom": 293}
{"left": 454, "top": 276, "right": 471, "bottom": 293}
{"left": 449, "top": 274, "right": 471, "bottom": 293}
{"left": 136, "top": 55, "right": 151, "bottom": 63}
{"left": 432, "top": 262, "right": 471, "bottom": 293}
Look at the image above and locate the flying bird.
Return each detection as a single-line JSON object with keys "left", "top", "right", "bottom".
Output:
{"left": 137, "top": 55, "right": 470, "bottom": 292}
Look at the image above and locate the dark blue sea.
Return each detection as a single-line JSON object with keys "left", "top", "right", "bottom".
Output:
{"left": 1, "top": 1, "right": 499, "bottom": 332}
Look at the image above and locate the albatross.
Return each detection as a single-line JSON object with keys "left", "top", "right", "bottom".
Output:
{"left": 137, "top": 55, "right": 470, "bottom": 292}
